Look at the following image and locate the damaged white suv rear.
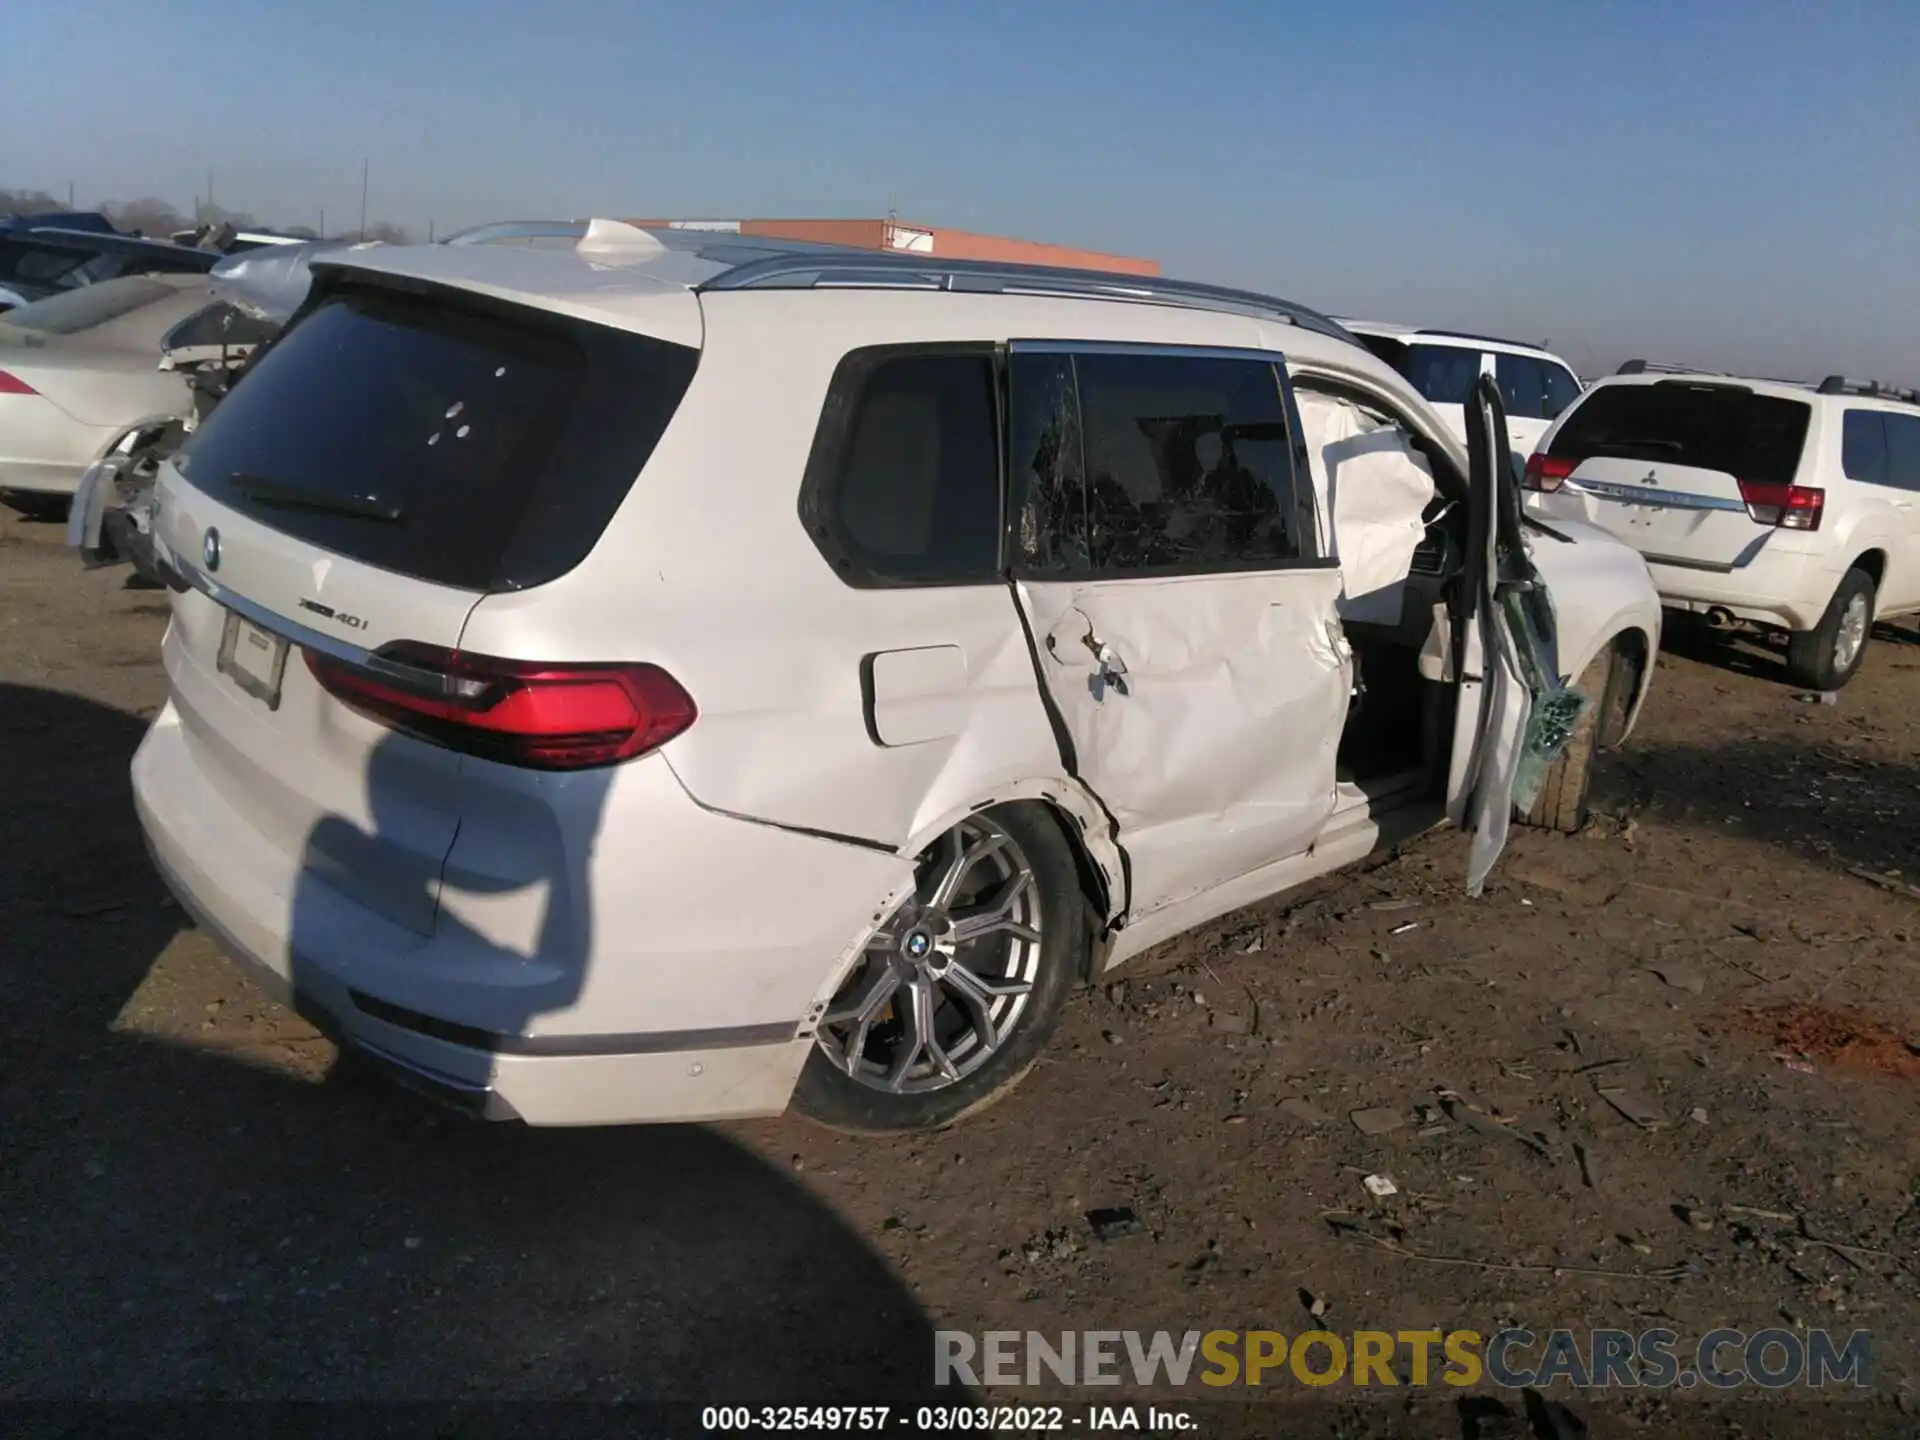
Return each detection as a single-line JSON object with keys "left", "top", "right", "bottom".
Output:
{"left": 133, "top": 224, "right": 1660, "bottom": 1132}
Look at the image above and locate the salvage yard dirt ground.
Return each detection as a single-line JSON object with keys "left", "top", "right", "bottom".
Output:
{"left": 3, "top": 511, "right": 1917, "bottom": 1437}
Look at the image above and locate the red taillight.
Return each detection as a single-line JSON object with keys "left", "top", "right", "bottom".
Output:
{"left": 0, "top": 370, "right": 36, "bottom": 396}
{"left": 303, "top": 642, "right": 696, "bottom": 771}
{"left": 1737, "top": 480, "right": 1824, "bottom": 531}
{"left": 1523, "top": 453, "right": 1575, "bottom": 492}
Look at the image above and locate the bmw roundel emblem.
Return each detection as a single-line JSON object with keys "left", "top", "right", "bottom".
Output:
{"left": 203, "top": 527, "right": 221, "bottom": 572}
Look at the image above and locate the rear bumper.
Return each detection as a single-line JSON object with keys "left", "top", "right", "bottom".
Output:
{"left": 132, "top": 701, "right": 904, "bottom": 1126}
{"left": 0, "top": 458, "right": 86, "bottom": 497}
{"left": 1643, "top": 548, "right": 1836, "bottom": 632}
{"left": 0, "top": 398, "right": 121, "bottom": 496}
{"left": 1525, "top": 493, "right": 1836, "bottom": 631}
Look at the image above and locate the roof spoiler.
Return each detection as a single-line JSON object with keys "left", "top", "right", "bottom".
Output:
{"left": 1817, "top": 375, "right": 1920, "bottom": 403}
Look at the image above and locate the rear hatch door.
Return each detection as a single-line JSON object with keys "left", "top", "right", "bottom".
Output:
{"left": 151, "top": 272, "right": 696, "bottom": 937}
{"left": 1544, "top": 381, "right": 1812, "bottom": 568}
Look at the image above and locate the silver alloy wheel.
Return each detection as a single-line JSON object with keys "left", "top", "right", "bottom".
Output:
{"left": 1833, "top": 590, "right": 1870, "bottom": 673}
{"left": 815, "top": 816, "right": 1043, "bottom": 1095}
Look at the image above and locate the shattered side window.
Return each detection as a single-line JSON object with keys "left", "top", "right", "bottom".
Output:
{"left": 1006, "top": 351, "right": 1089, "bottom": 574}
{"left": 1073, "top": 351, "right": 1303, "bottom": 575}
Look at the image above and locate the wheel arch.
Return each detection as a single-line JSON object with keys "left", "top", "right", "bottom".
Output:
{"left": 797, "top": 778, "right": 1127, "bottom": 1027}
{"left": 904, "top": 778, "right": 1126, "bottom": 935}
{"left": 91, "top": 411, "right": 189, "bottom": 462}
{"left": 1848, "top": 548, "right": 1887, "bottom": 592}
{"left": 1598, "top": 625, "right": 1655, "bottom": 748}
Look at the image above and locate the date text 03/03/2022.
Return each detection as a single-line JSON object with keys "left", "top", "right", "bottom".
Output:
{"left": 700, "top": 1405, "right": 1195, "bottom": 1432}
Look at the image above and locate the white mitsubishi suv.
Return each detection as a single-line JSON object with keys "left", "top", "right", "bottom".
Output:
{"left": 132, "top": 222, "right": 1661, "bottom": 1132}
{"left": 1525, "top": 364, "right": 1920, "bottom": 690}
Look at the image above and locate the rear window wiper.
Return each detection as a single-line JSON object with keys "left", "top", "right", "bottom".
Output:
{"left": 228, "top": 473, "right": 405, "bottom": 523}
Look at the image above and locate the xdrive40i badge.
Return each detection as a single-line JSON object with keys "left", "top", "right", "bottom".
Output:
{"left": 298, "top": 599, "right": 369, "bottom": 631}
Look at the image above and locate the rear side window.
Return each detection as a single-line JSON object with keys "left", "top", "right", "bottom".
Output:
{"left": 174, "top": 281, "right": 697, "bottom": 592}
{"left": 1885, "top": 414, "right": 1920, "bottom": 494}
{"left": 1548, "top": 383, "right": 1812, "bottom": 486}
{"left": 1497, "top": 353, "right": 1581, "bottom": 421}
{"left": 1401, "top": 344, "right": 1484, "bottom": 407}
{"left": 1008, "top": 348, "right": 1312, "bottom": 577}
{"left": 1074, "top": 351, "right": 1304, "bottom": 573}
{"left": 1542, "top": 363, "right": 1582, "bottom": 419}
{"left": 1841, "top": 410, "right": 1890, "bottom": 486}
{"left": 799, "top": 347, "right": 1002, "bottom": 586}
{"left": 1007, "top": 351, "right": 1088, "bottom": 574}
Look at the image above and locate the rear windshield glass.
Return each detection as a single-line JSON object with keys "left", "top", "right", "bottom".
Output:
{"left": 174, "top": 281, "right": 698, "bottom": 591}
{"left": 0, "top": 276, "right": 176, "bottom": 336}
{"left": 0, "top": 242, "right": 90, "bottom": 288}
{"left": 1549, "top": 382, "right": 1811, "bottom": 486}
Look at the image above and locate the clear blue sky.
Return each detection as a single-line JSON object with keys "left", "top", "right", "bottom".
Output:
{"left": 5, "top": 0, "right": 1916, "bottom": 379}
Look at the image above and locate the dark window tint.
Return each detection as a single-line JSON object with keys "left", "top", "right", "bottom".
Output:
{"left": 1541, "top": 363, "right": 1582, "bottom": 420}
{"left": 1497, "top": 352, "right": 1582, "bottom": 421}
{"left": 175, "top": 282, "right": 697, "bottom": 591}
{"left": 1354, "top": 334, "right": 1409, "bottom": 370}
{"left": 5, "top": 246, "right": 91, "bottom": 287}
{"left": 1884, "top": 414, "right": 1920, "bottom": 494}
{"left": 1074, "top": 351, "right": 1302, "bottom": 573}
{"left": 801, "top": 348, "right": 1001, "bottom": 586}
{"left": 1007, "top": 351, "right": 1088, "bottom": 574}
{"left": 1842, "top": 410, "right": 1891, "bottom": 486}
{"left": 1401, "top": 344, "right": 1484, "bottom": 407}
{"left": 1495, "top": 353, "right": 1546, "bottom": 420}
{"left": 1548, "top": 383, "right": 1811, "bottom": 487}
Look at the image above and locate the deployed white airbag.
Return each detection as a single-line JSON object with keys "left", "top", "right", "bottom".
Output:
{"left": 1296, "top": 394, "right": 1436, "bottom": 622}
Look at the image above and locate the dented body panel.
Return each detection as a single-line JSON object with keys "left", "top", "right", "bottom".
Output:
{"left": 130, "top": 232, "right": 1665, "bottom": 1127}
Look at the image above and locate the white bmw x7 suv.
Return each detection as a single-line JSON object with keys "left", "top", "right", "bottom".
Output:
{"left": 131, "top": 221, "right": 1661, "bottom": 1132}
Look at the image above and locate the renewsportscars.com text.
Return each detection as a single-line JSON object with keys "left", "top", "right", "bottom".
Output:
{"left": 934, "top": 1328, "right": 1872, "bottom": 1390}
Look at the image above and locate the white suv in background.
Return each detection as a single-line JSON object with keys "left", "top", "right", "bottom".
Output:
{"left": 1524, "top": 366, "right": 1920, "bottom": 690}
{"left": 132, "top": 223, "right": 1660, "bottom": 1133}
{"left": 1341, "top": 322, "right": 1584, "bottom": 471}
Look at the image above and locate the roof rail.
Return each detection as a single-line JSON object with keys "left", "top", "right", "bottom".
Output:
{"left": 1816, "top": 375, "right": 1920, "bottom": 403}
{"left": 1418, "top": 327, "right": 1527, "bottom": 348}
{"left": 700, "top": 249, "right": 1355, "bottom": 342}
{"left": 1616, "top": 358, "right": 1725, "bottom": 377}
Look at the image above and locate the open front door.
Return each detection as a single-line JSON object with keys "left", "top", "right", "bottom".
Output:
{"left": 1446, "top": 375, "right": 1574, "bottom": 895}
{"left": 1006, "top": 345, "right": 1352, "bottom": 920}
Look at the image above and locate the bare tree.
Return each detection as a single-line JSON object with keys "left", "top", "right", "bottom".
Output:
{"left": 102, "top": 196, "right": 186, "bottom": 238}
{"left": 0, "top": 187, "right": 64, "bottom": 217}
{"left": 358, "top": 221, "right": 415, "bottom": 245}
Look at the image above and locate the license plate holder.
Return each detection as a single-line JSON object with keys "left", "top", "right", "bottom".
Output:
{"left": 216, "top": 609, "right": 290, "bottom": 710}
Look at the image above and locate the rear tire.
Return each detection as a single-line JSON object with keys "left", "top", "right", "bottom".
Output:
{"left": 1786, "top": 567, "right": 1874, "bottom": 691}
{"left": 1520, "top": 649, "right": 1611, "bottom": 834}
{"left": 792, "top": 804, "right": 1086, "bottom": 1134}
